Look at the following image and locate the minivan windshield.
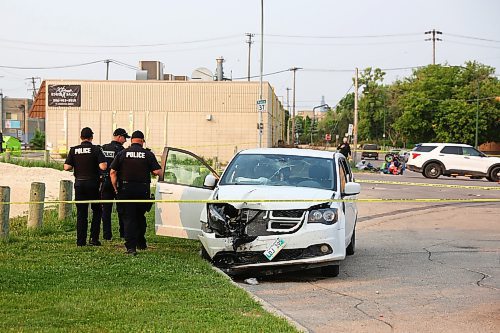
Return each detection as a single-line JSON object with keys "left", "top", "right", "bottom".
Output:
{"left": 220, "top": 154, "right": 336, "bottom": 190}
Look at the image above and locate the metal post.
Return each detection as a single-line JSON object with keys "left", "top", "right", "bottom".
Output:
{"left": 286, "top": 87, "right": 291, "bottom": 144}
{"left": 246, "top": 33, "right": 254, "bottom": 82}
{"left": 28, "top": 182, "right": 45, "bottom": 229}
{"left": 258, "top": 0, "right": 264, "bottom": 148}
{"left": 353, "top": 68, "right": 359, "bottom": 162}
{"left": 58, "top": 180, "right": 73, "bottom": 221}
{"left": 475, "top": 80, "right": 480, "bottom": 148}
{"left": 290, "top": 68, "right": 301, "bottom": 145}
{"left": 0, "top": 186, "right": 10, "bottom": 239}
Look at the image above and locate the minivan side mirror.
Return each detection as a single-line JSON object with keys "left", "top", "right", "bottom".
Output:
{"left": 344, "top": 182, "right": 361, "bottom": 196}
{"left": 204, "top": 174, "right": 218, "bottom": 189}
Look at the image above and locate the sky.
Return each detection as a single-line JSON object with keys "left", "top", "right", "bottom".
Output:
{"left": 1, "top": 0, "right": 499, "bottom": 110}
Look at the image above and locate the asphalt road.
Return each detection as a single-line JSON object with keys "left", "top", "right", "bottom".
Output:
{"left": 237, "top": 172, "right": 500, "bottom": 333}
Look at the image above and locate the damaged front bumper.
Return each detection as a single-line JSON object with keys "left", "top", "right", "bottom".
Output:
{"left": 199, "top": 222, "right": 346, "bottom": 275}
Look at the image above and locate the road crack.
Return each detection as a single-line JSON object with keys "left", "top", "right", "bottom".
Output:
{"left": 309, "top": 282, "right": 394, "bottom": 332}
{"left": 465, "top": 269, "right": 499, "bottom": 291}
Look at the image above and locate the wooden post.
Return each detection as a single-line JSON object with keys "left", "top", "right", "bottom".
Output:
{"left": 44, "top": 150, "right": 50, "bottom": 163}
{"left": 0, "top": 186, "right": 10, "bottom": 239}
{"left": 5, "top": 151, "right": 11, "bottom": 162}
{"left": 28, "top": 182, "right": 45, "bottom": 229}
{"left": 58, "top": 180, "right": 73, "bottom": 220}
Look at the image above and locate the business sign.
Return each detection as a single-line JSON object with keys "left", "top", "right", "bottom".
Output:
{"left": 48, "top": 85, "right": 81, "bottom": 107}
{"left": 5, "top": 120, "right": 21, "bottom": 129}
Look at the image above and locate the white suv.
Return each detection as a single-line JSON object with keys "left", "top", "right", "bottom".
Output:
{"left": 406, "top": 143, "right": 500, "bottom": 182}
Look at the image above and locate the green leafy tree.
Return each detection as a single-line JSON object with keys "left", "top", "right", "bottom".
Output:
{"left": 357, "top": 68, "right": 387, "bottom": 142}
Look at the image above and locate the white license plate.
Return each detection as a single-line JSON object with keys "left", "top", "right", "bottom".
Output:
{"left": 263, "top": 238, "right": 286, "bottom": 261}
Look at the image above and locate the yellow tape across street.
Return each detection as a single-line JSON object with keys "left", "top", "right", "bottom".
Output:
{"left": 1, "top": 198, "right": 499, "bottom": 205}
{"left": 356, "top": 179, "right": 500, "bottom": 190}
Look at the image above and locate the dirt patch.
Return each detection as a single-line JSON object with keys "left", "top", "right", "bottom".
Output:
{"left": 0, "top": 162, "right": 74, "bottom": 218}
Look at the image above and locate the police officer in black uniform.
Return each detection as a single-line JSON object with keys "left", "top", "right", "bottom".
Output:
{"left": 64, "top": 127, "right": 107, "bottom": 246}
{"left": 100, "top": 128, "right": 130, "bottom": 240}
{"left": 110, "top": 130, "right": 161, "bottom": 255}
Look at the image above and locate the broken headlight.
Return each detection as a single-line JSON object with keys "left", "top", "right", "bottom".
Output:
{"left": 307, "top": 208, "right": 338, "bottom": 225}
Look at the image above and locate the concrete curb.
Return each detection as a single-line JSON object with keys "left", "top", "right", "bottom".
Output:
{"left": 211, "top": 266, "right": 309, "bottom": 333}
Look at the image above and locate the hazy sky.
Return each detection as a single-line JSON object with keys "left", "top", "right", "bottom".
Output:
{"left": 1, "top": 0, "right": 499, "bottom": 110}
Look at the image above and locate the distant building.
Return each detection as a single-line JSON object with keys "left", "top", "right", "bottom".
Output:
{"left": 0, "top": 94, "right": 43, "bottom": 143}
{"left": 296, "top": 110, "right": 327, "bottom": 121}
{"left": 29, "top": 79, "right": 285, "bottom": 162}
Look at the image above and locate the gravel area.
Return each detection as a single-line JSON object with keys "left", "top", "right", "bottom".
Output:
{"left": 0, "top": 162, "right": 74, "bottom": 218}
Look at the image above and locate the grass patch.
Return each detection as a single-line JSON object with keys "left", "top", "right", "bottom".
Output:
{"left": 0, "top": 209, "right": 298, "bottom": 332}
{"left": 0, "top": 157, "right": 64, "bottom": 170}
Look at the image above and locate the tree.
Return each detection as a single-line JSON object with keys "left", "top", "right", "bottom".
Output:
{"left": 357, "top": 68, "right": 387, "bottom": 142}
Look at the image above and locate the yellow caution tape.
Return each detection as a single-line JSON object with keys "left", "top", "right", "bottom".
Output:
{"left": 1, "top": 198, "right": 499, "bottom": 205}
{"left": 356, "top": 179, "right": 500, "bottom": 190}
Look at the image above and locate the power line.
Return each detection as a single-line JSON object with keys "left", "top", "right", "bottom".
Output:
{"left": 444, "top": 40, "right": 500, "bottom": 50}
{"left": 264, "top": 32, "right": 422, "bottom": 39}
{"left": 0, "top": 35, "right": 242, "bottom": 48}
{"left": 232, "top": 68, "right": 290, "bottom": 80}
{"left": 446, "top": 33, "right": 500, "bottom": 44}
{"left": 0, "top": 60, "right": 106, "bottom": 70}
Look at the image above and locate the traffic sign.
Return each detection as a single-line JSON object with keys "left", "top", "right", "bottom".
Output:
{"left": 257, "top": 99, "right": 267, "bottom": 112}
{"left": 325, "top": 134, "right": 331, "bottom": 141}
{"left": 348, "top": 123, "right": 354, "bottom": 136}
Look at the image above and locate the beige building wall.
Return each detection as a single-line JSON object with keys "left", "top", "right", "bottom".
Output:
{"left": 44, "top": 80, "right": 284, "bottom": 162}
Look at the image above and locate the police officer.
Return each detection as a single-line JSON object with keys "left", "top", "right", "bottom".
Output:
{"left": 64, "top": 127, "right": 107, "bottom": 246}
{"left": 337, "top": 137, "right": 351, "bottom": 158}
{"left": 110, "top": 130, "right": 161, "bottom": 255}
{"left": 100, "top": 128, "right": 130, "bottom": 240}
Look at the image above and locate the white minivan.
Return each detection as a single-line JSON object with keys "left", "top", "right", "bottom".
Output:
{"left": 155, "top": 148, "right": 360, "bottom": 276}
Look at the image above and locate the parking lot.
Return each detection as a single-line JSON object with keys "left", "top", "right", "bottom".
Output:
{"left": 238, "top": 172, "right": 500, "bottom": 332}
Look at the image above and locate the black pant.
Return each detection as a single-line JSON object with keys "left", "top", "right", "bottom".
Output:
{"left": 100, "top": 179, "right": 124, "bottom": 239}
{"left": 75, "top": 180, "right": 102, "bottom": 246}
{"left": 118, "top": 183, "right": 149, "bottom": 251}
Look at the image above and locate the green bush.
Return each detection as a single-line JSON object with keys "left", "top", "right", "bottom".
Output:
{"left": 29, "top": 130, "right": 45, "bottom": 150}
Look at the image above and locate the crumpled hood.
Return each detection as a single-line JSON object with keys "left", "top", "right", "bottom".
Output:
{"left": 215, "top": 185, "right": 335, "bottom": 210}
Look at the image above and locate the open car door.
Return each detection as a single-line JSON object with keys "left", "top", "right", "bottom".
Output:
{"left": 155, "top": 147, "right": 219, "bottom": 239}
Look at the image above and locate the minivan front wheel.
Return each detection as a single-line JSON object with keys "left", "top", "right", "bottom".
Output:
{"left": 346, "top": 229, "right": 355, "bottom": 256}
{"left": 424, "top": 162, "right": 442, "bottom": 179}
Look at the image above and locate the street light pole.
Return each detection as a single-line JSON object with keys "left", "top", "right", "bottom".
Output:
{"left": 311, "top": 104, "right": 329, "bottom": 145}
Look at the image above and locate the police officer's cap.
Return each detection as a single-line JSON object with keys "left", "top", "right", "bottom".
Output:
{"left": 113, "top": 128, "right": 130, "bottom": 138}
{"left": 80, "top": 127, "right": 94, "bottom": 139}
{"left": 131, "top": 130, "right": 145, "bottom": 140}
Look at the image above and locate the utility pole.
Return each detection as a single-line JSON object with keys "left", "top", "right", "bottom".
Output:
{"left": 258, "top": 0, "right": 264, "bottom": 148}
{"left": 286, "top": 87, "right": 291, "bottom": 144}
{"left": 425, "top": 29, "right": 442, "bottom": 65}
{"left": 290, "top": 67, "right": 301, "bottom": 145}
{"left": 26, "top": 77, "right": 41, "bottom": 99}
{"left": 105, "top": 59, "right": 111, "bottom": 80}
{"left": 353, "top": 68, "right": 359, "bottom": 162}
{"left": 245, "top": 33, "right": 254, "bottom": 82}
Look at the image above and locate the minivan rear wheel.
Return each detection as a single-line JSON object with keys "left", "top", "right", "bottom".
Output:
{"left": 424, "top": 162, "right": 442, "bottom": 179}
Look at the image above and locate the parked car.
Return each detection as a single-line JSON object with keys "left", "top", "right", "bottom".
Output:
{"left": 155, "top": 147, "right": 360, "bottom": 276}
{"left": 406, "top": 143, "right": 500, "bottom": 182}
{"left": 361, "top": 144, "right": 379, "bottom": 160}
